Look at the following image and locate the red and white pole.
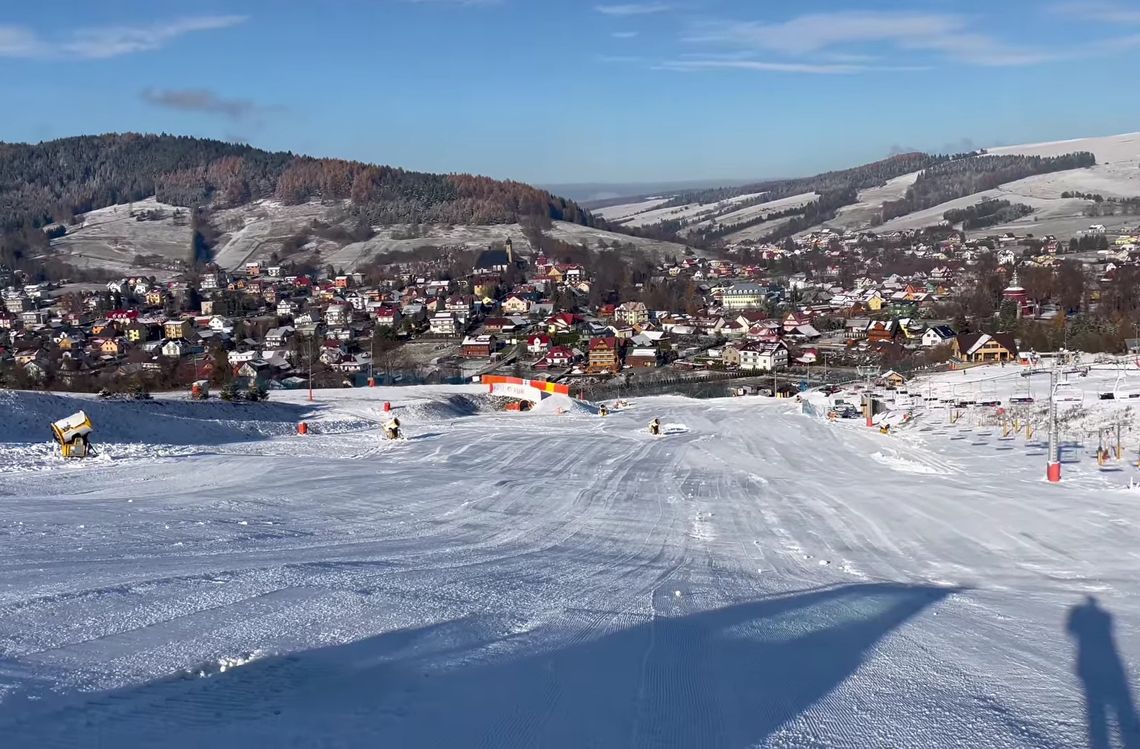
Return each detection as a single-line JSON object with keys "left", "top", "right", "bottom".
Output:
{"left": 1047, "top": 364, "right": 1060, "bottom": 482}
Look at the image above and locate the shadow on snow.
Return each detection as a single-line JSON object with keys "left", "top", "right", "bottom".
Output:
{"left": 1067, "top": 596, "right": 1140, "bottom": 749}
{"left": 1, "top": 582, "right": 958, "bottom": 748}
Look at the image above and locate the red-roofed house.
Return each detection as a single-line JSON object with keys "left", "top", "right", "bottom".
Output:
{"left": 526, "top": 334, "right": 552, "bottom": 355}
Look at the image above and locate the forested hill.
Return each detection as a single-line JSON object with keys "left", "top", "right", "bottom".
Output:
{"left": 663, "top": 152, "right": 947, "bottom": 207}
{"left": 0, "top": 133, "right": 595, "bottom": 233}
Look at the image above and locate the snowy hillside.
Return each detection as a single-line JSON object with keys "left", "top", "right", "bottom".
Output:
{"left": 837, "top": 132, "right": 1140, "bottom": 237}
{"left": 1, "top": 377, "right": 1137, "bottom": 747}
{"left": 45, "top": 198, "right": 693, "bottom": 279}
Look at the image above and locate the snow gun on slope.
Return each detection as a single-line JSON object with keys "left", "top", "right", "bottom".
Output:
{"left": 51, "top": 411, "right": 95, "bottom": 459}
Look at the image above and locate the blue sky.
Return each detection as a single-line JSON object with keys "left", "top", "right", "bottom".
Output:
{"left": 2, "top": 1, "right": 1140, "bottom": 185}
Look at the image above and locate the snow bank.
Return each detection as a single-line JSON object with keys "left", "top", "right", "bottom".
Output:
{"left": 528, "top": 394, "right": 598, "bottom": 415}
{"left": 0, "top": 389, "right": 309, "bottom": 446}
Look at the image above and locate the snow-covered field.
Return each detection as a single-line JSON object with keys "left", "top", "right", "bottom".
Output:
{"left": 43, "top": 197, "right": 694, "bottom": 278}
{"left": 689, "top": 192, "right": 818, "bottom": 238}
{"left": 620, "top": 191, "right": 768, "bottom": 228}
{"left": 2, "top": 373, "right": 1139, "bottom": 747}
{"left": 591, "top": 197, "right": 672, "bottom": 222}
{"left": 857, "top": 133, "right": 1140, "bottom": 237}
{"left": 48, "top": 199, "right": 190, "bottom": 279}
{"left": 831, "top": 172, "right": 921, "bottom": 231}
{"left": 321, "top": 219, "right": 694, "bottom": 269}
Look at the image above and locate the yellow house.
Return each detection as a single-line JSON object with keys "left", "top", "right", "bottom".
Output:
{"left": 124, "top": 322, "right": 152, "bottom": 343}
{"left": 952, "top": 332, "right": 1018, "bottom": 363}
{"left": 101, "top": 338, "right": 125, "bottom": 356}
{"left": 502, "top": 296, "right": 530, "bottom": 315}
{"left": 866, "top": 295, "right": 885, "bottom": 312}
{"left": 164, "top": 319, "right": 192, "bottom": 340}
{"left": 146, "top": 290, "right": 166, "bottom": 306}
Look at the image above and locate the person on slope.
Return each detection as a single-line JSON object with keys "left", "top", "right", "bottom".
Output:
{"left": 384, "top": 416, "right": 402, "bottom": 440}
{"left": 599, "top": 404, "right": 609, "bottom": 417}
{"left": 649, "top": 417, "right": 661, "bottom": 436}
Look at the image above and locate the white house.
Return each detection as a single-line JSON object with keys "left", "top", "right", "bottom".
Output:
{"left": 429, "top": 312, "right": 460, "bottom": 336}
{"left": 228, "top": 349, "right": 258, "bottom": 365}
{"left": 265, "top": 326, "right": 294, "bottom": 348}
{"left": 325, "top": 304, "right": 349, "bottom": 326}
{"left": 207, "top": 315, "right": 234, "bottom": 334}
{"left": 921, "top": 325, "right": 956, "bottom": 347}
{"left": 615, "top": 301, "right": 649, "bottom": 326}
{"left": 739, "top": 340, "right": 789, "bottom": 372}
{"left": 161, "top": 339, "right": 191, "bottom": 358}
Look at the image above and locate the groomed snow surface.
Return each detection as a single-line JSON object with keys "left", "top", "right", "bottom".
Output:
{"left": 2, "top": 376, "right": 1139, "bottom": 747}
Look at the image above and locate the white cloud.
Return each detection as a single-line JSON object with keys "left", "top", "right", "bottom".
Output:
{"left": 682, "top": 11, "right": 1051, "bottom": 68}
{"left": 1050, "top": 1, "right": 1140, "bottom": 23}
{"left": 403, "top": 0, "right": 503, "bottom": 5}
{"left": 612, "top": 31, "right": 640, "bottom": 39}
{"left": 596, "top": 4, "right": 671, "bottom": 16}
{"left": 598, "top": 54, "right": 646, "bottom": 64}
{"left": 658, "top": 59, "right": 866, "bottom": 74}
{"left": 658, "top": 58, "right": 928, "bottom": 75}
{"left": 0, "top": 15, "right": 246, "bottom": 60}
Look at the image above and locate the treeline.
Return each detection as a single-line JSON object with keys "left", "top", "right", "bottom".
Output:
{"left": 943, "top": 199, "right": 1033, "bottom": 229}
{"left": 1085, "top": 196, "right": 1140, "bottom": 217}
{"left": 0, "top": 134, "right": 593, "bottom": 232}
{"left": 606, "top": 152, "right": 946, "bottom": 249}
{"left": 881, "top": 152, "right": 1095, "bottom": 222}
{"left": 686, "top": 195, "right": 819, "bottom": 243}
{"left": 665, "top": 152, "right": 944, "bottom": 207}
{"left": 758, "top": 188, "right": 858, "bottom": 242}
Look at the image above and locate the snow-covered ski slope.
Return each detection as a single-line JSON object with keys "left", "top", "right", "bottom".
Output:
{"left": 1, "top": 381, "right": 1138, "bottom": 747}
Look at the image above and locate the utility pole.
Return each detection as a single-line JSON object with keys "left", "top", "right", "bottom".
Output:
{"left": 308, "top": 336, "right": 315, "bottom": 403}
{"left": 1047, "top": 361, "right": 1060, "bottom": 482}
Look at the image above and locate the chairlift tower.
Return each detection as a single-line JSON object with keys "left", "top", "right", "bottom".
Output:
{"left": 1047, "top": 361, "right": 1061, "bottom": 482}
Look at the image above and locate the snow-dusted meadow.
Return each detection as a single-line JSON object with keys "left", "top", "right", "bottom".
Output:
{"left": 1, "top": 374, "right": 1139, "bottom": 747}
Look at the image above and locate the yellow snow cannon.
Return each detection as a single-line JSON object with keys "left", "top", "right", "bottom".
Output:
{"left": 51, "top": 411, "right": 94, "bottom": 459}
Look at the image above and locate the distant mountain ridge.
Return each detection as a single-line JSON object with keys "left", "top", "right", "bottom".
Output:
{"left": 0, "top": 133, "right": 596, "bottom": 234}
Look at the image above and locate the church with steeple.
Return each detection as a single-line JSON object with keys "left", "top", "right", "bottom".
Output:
{"left": 1003, "top": 268, "right": 1030, "bottom": 318}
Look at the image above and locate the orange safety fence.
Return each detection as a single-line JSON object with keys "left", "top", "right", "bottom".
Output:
{"left": 481, "top": 375, "right": 570, "bottom": 396}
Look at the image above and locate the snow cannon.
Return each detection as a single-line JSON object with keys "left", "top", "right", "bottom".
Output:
{"left": 51, "top": 411, "right": 94, "bottom": 459}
